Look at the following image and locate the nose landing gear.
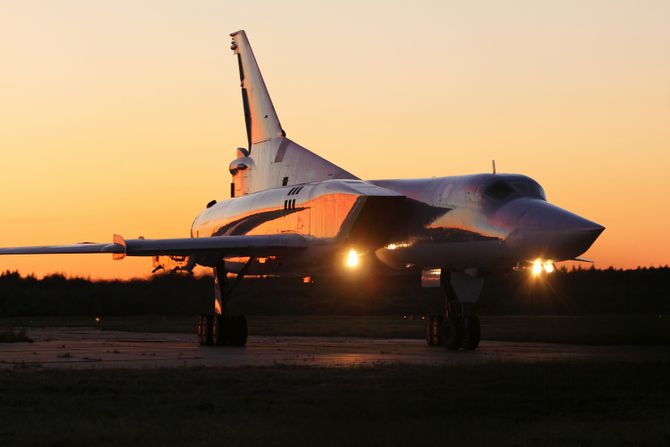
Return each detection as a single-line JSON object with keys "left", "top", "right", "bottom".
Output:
{"left": 425, "top": 269, "right": 482, "bottom": 351}
{"left": 425, "top": 313, "right": 480, "bottom": 351}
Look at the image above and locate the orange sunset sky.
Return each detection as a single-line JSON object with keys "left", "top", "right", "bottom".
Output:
{"left": 1, "top": 0, "right": 669, "bottom": 279}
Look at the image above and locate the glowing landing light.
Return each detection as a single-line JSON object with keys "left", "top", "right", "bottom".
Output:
{"left": 543, "top": 261, "right": 555, "bottom": 274}
{"left": 345, "top": 249, "right": 360, "bottom": 268}
{"left": 530, "top": 258, "right": 555, "bottom": 277}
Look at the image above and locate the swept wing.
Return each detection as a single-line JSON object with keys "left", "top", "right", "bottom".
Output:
{"left": 0, "top": 233, "right": 307, "bottom": 259}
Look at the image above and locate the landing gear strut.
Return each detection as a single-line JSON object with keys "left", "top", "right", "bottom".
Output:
{"left": 198, "top": 259, "right": 253, "bottom": 347}
{"left": 424, "top": 269, "right": 481, "bottom": 351}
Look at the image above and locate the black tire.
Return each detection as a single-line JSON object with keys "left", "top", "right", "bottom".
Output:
{"left": 425, "top": 315, "right": 444, "bottom": 346}
{"left": 440, "top": 317, "right": 463, "bottom": 351}
{"left": 425, "top": 316, "right": 435, "bottom": 346}
{"left": 212, "top": 314, "right": 228, "bottom": 346}
{"left": 198, "top": 315, "right": 214, "bottom": 346}
{"left": 197, "top": 316, "right": 206, "bottom": 345}
{"left": 228, "top": 315, "right": 248, "bottom": 347}
{"left": 462, "top": 316, "right": 481, "bottom": 350}
{"left": 434, "top": 316, "right": 445, "bottom": 346}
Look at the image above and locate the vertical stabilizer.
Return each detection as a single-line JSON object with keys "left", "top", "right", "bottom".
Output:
{"left": 228, "top": 30, "right": 358, "bottom": 193}
{"left": 230, "top": 30, "right": 285, "bottom": 148}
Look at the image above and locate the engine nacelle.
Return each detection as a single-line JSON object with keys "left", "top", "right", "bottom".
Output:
{"left": 229, "top": 148, "right": 254, "bottom": 198}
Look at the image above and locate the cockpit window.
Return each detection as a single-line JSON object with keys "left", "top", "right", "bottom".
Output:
{"left": 509, "top": 180, "right": 546, "bottom": 200}
{"left": 484, "top": 180, "right": 515, "bottom": 200}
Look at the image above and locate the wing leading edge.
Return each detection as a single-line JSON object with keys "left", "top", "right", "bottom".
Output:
{"left": 0, "top": 233, "right": 307, "bottom": 259}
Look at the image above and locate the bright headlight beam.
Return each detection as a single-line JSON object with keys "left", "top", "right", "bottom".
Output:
{"left": 345, "top": 249, "right": 359, "bottom": 268}
{"left": 529, "top": 258, "right": 555, "bottom": 276}
{"left": 531, "top": 259, "right": 543, "bottom": 276}
{"left": 543, "top": 261, "right": 555, "bottom": 274}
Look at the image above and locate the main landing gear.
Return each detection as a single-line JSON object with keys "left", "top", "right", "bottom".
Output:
{"left": 198, "top": 260, "right": 253, "bottom": 347}
{"left": 425, "top": 270, "right": 482, "bottom": 351}
{"left": 197, "top": 314, "right": 248, "bottom": 346}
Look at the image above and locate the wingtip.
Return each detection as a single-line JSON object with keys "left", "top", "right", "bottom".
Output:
{"left": 112, "top": 234, "right": 127, "bottom": 260}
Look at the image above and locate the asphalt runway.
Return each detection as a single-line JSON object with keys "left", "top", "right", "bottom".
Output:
{"left": 1, "top": 328, "right": 668, "bottom": 369}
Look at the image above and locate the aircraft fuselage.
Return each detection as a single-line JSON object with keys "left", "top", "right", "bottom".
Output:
{"left": 190, "top": 173, "right": 603, "bottom": 276}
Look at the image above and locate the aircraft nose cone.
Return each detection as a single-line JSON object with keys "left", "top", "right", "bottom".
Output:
{"left": 503, "top": 199, "right": 604, "bottom": 261}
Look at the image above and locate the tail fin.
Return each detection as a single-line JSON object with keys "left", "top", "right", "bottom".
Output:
{"left": 230, "top": 30, "right": 285, "bottom": 148}
{"left": 228, "top": 30, "right": 358, "bottom": 194}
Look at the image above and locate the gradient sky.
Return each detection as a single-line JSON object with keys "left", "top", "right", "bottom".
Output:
{"left": 1, "top": 0, "right": 669, "bottom": 279}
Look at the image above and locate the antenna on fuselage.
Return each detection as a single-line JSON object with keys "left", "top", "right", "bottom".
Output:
{"left": 492, "top": 160, "right": 497, "bottom": 174}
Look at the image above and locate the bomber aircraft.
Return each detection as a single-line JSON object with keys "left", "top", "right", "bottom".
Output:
{"left": 0, "top": 30, "right": 604, "bottom": 350}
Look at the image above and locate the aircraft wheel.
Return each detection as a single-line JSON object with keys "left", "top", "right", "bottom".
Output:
{"left": 440, "top": 317, "right": 463, "bottom": 351}
{"left": 228, "top": 315, "right": 248, "bottom": 347}
{"left": 197, "top": 315, "right": 214, "bottom": 346}
{"left": 212, "top": 314, "right": 228, "bottom": 346}
{"left": 197, "top": 316, "right": 205, "bottom": 345}
{"left": 462, "top": 316, "right": 480, "bottom": 350}
{"left": 425, "top": 317, "right": 434, "bottom": 346}
{"left": 425, "top": 316, "right": 444, "bottom": 346}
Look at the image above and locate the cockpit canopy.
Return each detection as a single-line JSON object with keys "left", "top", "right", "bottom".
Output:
{"left": 482, "top": 175, "right": 546, "bottom": 202}
{"left": 484, "top": 180, "right": 515, "bottom": 200}
{"left": 435, "top": 174, "right": 547, "bottom": 210}
{"left": 485, "top": 177, "right": 546, "bottom": 201}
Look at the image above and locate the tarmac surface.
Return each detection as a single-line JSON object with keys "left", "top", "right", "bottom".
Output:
{"left": 1, "top": 328, "right": 669, "bottom": 369}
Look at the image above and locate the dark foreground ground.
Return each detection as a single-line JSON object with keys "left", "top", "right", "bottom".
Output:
{"left": 0, "top": 362, "right": 669, "bottom": 446}
{"left": 1, "top": 316, "right": 669, "bottom": 446}
{"left": 2, "top": 314, "right": 669, "bottom": 345}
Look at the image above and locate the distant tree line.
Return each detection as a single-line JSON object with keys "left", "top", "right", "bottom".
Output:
{"left": 0, "top": 267, "right": 668, "bottom": 317}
